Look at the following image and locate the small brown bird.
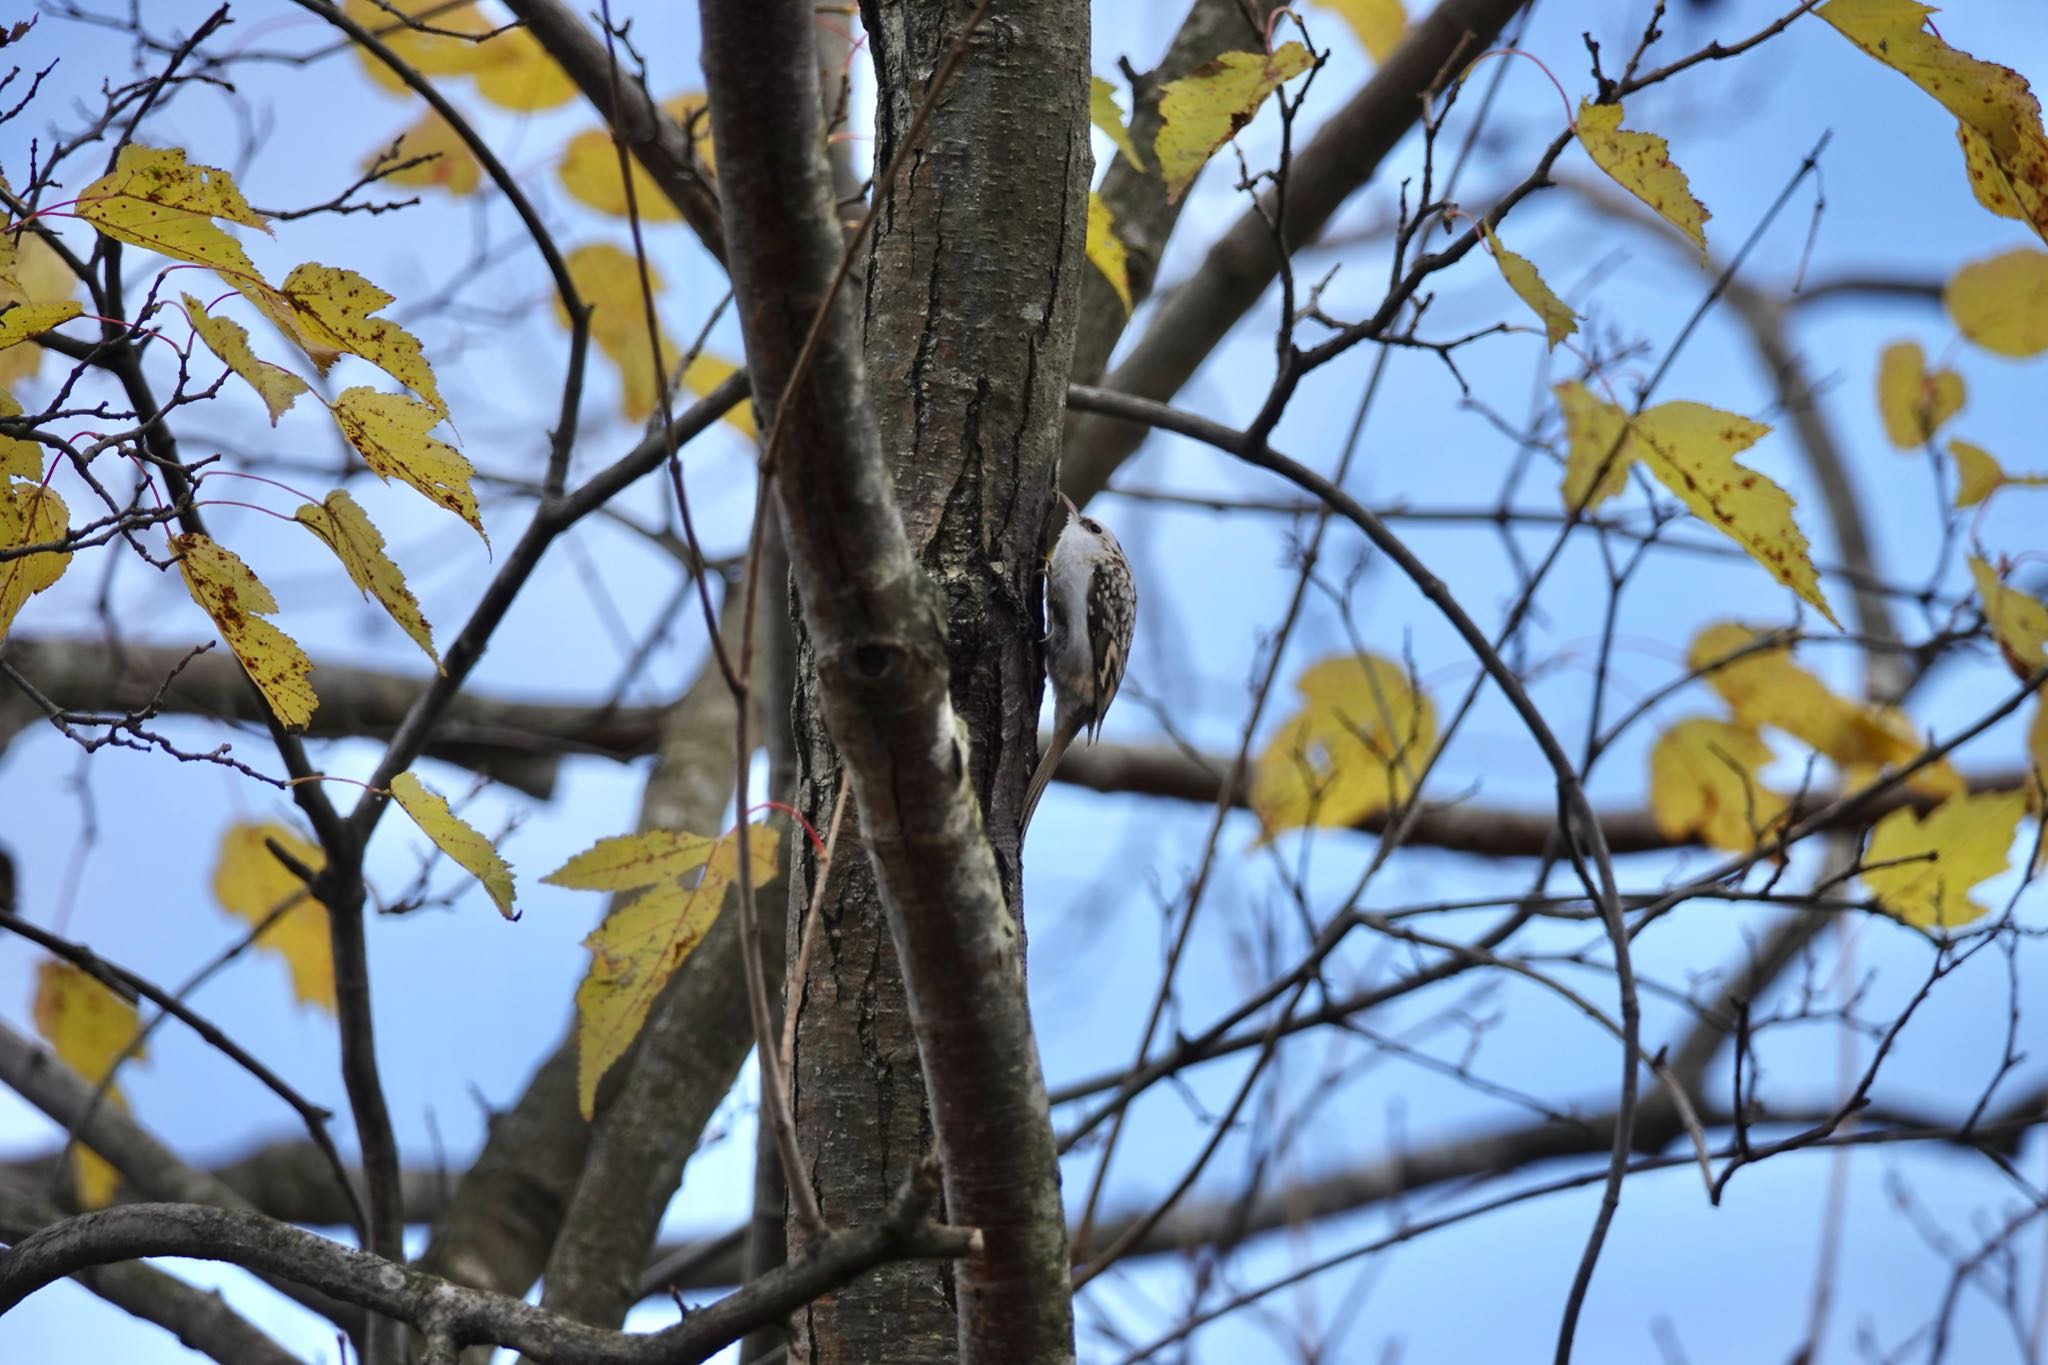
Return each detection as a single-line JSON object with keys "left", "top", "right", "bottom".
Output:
{"left": 1024, "top": 492, "right": 1136, "bottom": 829}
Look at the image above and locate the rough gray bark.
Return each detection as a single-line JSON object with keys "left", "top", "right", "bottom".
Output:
{"left": 699, "top": 0, "right": 1084, "bottom": 1358}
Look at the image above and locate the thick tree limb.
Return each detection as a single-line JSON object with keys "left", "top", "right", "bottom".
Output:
{"left": 9, "top": 635, "right": 2019, "bottom": 858}
{"left": 1069, "top": 0, "right": 1282, "bottom": 388}
{"left": 500, "top": 0, "right": 727, "bottom": 264}
{"left": 1061, "top": 0, "right": 1530, "bottom": 505}
{"left": 0, "top": 1185, "right": 304, "bottom": 1365}
{"left": 0, "top": 1201, "right": 975, "bottom": 1363}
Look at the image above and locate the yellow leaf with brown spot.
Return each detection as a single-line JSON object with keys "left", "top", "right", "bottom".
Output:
{"left": 1819, "top": 0, "right": 2048, "bottom": 243}
{"left": 295, "top": 490, "right": 438, "bottom": 667}
{"left": 0, "top": 300, "right": 80, "bottom": 350}
{"left": 1317, "top": 0, "right": 1407, "bottom": 62}
{"left": 1649, "top": 717, "right": 1787, "bottom": 852}
{"left": 183, "top": 294, "right": 309, "bottom": 425}
{"left": 1970, "top": 556, "right": 2048, "bottom": 679}
{"left": 390, "top": 771, "right": 517, "bottom": 917}
{"left": 1091, "top": 76, "right": 1142, "bottom": 168}
{"left": 680, "top": 350, "right": 754, "bottom": 440}
{"left": 0, "top": 392, "right": 42, "bottom": 479}
{"left": 556, "top": 243, "right": 676, "bottom": 423}
{"left": 329, "top": 387, "right": 482, "bottom": 539}
{"left": 1553, "top": 382, "right": 1835, "bottom": 625}
{"left": 33, "top": 959, "right": 145, "bottom": 1208}
{"left": 558, "top": 93, "right": 715, "bottom": 220}
{"left": 1575, "top": 100, "right": 1710, "bottom": 258}
{"left": 0, "top": 233, "right": 77, "bottom": 389}
{"left": 0, "top": 480, "right": 68, "bottom": 643}
{"left": 1946, "top": 248, "right": 2048, "bottom": 357}
{"left": 545, "top": 825, "right": 780, "bottom": 1117}
{"left": 343, "top": 0, "right": 491, "bottom": 94}
{"left": 1087, "top": 193, "right": 1133, "bottom": 315}
{"left": 372, "top": 107, "right": 481, "bottom": 196}
{"left": 1156, "top": 43, "right": 1315, "bottom": 203}
{"left": 1250, "top": 654, "right": 1436, "bottom": 839}
{"left": 278, "top": 265, "right": 444, "bottom": 416}
{"left": 1689, "top": 622, "right": 1955, "bottom": 797}
{"left": 212, "top": 822, "right": 333, "bottom": 1012}
{"left": 1484, "top": 223, "right": 1576, "bottom": 350}
{"left": 174, "top": 533, "right": 316, "bottom": 729}
{"left": 73, "top": 145, "right": 269, "bottom": 281}
{"left": 1556, "top": 379, "right": 1633, "bottom": 509}
{"left": 231, "top": 278, "right": 344, "bottom": 374}
{"left": 1863, "top": 790, "right": 2025, "bottom": 930}
{"left": 1876, "top": 340, "right": 1964, "bottom": 447}
{"left": 471, "top": 25, "right": 577, "bottom": 110}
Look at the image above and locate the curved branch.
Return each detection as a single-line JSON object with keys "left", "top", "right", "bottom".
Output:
{"left": 0, "top": 1202, "right": 974, "bottom": 1364}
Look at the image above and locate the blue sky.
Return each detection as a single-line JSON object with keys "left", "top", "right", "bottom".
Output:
{"left": 3, "top": 1, "right": 2047, "bottom": 1361}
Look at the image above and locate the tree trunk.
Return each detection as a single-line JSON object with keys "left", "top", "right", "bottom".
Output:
{"left": 784, "top": 2, "right": 1090, "bottom": 1361}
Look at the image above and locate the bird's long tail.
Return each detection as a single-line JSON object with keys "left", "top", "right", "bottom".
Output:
{"left": 1022, "top": 712, "right": 1085, "bottom": 835}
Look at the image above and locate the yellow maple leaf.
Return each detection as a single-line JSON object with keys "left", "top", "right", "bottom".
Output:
{"left": 73, "top": 145, "right": 270, "bottom": 282}
{"left": 1156, "top": 43, "right": 1315, "bottom": 203}
{"left": 1875, "top": 340, "right": 1964, "bottom": 447}
{"left": 372, "top": 107, "right": 481, "bottom": 196}
{"left": 1086, "top": 193, "right": 1134, "bottom": 315}
{"left": 33, "top": 959, "right": 145, "bottom": 1208}
{"left": 1483, "top": 223, "right": 1577, "bottom": 350}
{"left": 0, "top": 480, "right": 70, "bottom": 644}
{"left": 1250, "top": 653, "right": 1436, "bottom": 839}
{"left": 1649, "top": 717, "right": 1787, "bottom": 852}
{"left": 0, "top": 230, "right": 74, "bottom": 302}
{"left": 1556, "top": 378, "right": 1633, "bottom": 509}
{"left": 471, "top": 25, "right": 577, "bottom": 110}
{"left": 1091, "top": 76, "right": 1142, "bottom": 168}
{"left": 279, "top": 264, "right": 445, "bottom": 416}
{"left": 543, "top": 825, "right": 780, "bottom": 1118}
{"left": 680, "top": 350, "right": 755, "bottom": 440}
{"left": 1574, "top": 100, "right": 1710, "bottom": 259}
{"left": 183, "top": 293, "right": 309, "bottom": 425}
{"left": 328, "top": 387, "right": 483, "bottom": 539}
{"left": 211, "top": 822, "right": 334, "bottom": 1013}
{"left": 390, "top": 771, "right": 516, "bottom": 917}
{"left": 173, "top": 533, "right": 317, "bottom": 729}
{"left": 0, "top": 233, "right": 80, "bottom": 389}
{"left": 1818, "top": 0, "right": 2048, "bottom": 243}
{"left": 557, "top": 93, "right": 715, "bottom": 221}
{"left": 0, "top": 299, "right": 81, "bottom": 350}
{"left": 1970, "top": 556, "right": 2048, "bottom": 679}
{"left": 1316, "top": 0, "right": 1407, "bottom": 62}
{"left": 1553, "top": 382, "right": 1836, "bottom": 625}
{"left": 1689, "top": 622, "right": 1956, "bottom": 797}
{"left": 295, "top": 490, "right": 438, "bottom": 667}
{"left": 344, "top": 0, "right": 491, "bottom": 94}
{"left": 0, "top": 393, "right": 39, "bottom": 479}
{"left": 556, "top": 243, "right": 676, "bottom": 423}
{"left": 1862, "top": 790, "right": 2025, "bottom": 930}
{"left": 1945, "top": 248, "right": 2048, "bottom": 357}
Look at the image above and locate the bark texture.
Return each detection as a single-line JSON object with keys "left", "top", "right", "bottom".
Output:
{"left": 699, "top": 0, "right": 1085, "bottom": 1359}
